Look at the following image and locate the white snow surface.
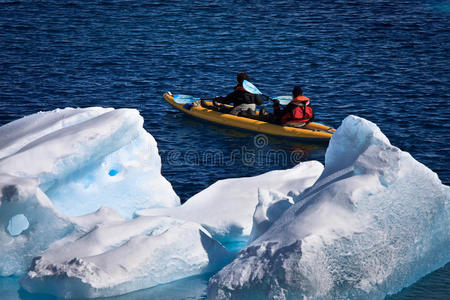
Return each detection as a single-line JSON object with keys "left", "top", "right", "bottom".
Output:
{"left": 208, "top": 115, "right": 450, "bottom": 300}
{"left": 0, "top": 107, "right": 179, "bottom": 276}
{"left": 20, "top": 215, "right": 233, "bottom": 299}
{"left": 136, "top": 161, "right": 324, "bottom": 241}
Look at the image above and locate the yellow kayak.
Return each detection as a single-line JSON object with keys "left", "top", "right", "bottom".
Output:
{"left": 163, "top": 92, "right": 335, "bottom": 142}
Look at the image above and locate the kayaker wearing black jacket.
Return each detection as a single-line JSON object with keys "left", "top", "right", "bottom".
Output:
{"left": 215, "top": 72, "right": 262, "bottom": 116}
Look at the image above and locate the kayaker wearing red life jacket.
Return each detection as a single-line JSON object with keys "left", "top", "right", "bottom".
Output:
{"left": 272, "top": 86, "right": 314, "bottom": 127}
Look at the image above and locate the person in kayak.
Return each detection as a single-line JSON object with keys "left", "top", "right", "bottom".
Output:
{"left": 264, "top": 86, "right": 314, "bottom": 127}
{"left": 210, "top": 72, "right": 263, "bottom": 116}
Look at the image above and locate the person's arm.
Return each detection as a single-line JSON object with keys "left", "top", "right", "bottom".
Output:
{"left": 281, "top": 103, "right": 295, "bottom": 115}
{"left": 273, "top": 99, "right": 281, "bottom": 112}
{"left": 254, "top": 94, "right": 263, "bottom": 106}
{"left": 217, "top": 91, "right": 235, "bottom": 104}
{"left": 280, "top": 103, "right": 296, "bottom": 123}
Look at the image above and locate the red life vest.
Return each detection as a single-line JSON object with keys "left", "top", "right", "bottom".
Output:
{"left": 280, "top": 96, "right": 314, "bottom": 124}
{"left": 292, "top": 95, "right": 310, "bottom": 105}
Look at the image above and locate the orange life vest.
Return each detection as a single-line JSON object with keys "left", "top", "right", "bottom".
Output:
{"left": 292, "top": 95, "right": 310, "bottom": 105}
{"left": 281, "top": 96, "right": 314, "bottom": 124}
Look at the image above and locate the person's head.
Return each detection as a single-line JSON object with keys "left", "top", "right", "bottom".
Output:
{"left": 237, "top": 72, "right": 250, "bottom": 85}
{"left": 292, "top": 86, "right": 303, "bottom": 98}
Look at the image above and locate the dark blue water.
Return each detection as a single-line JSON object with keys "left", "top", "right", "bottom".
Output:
{"left": 0, "top": 1, "right": 449, "bottom": 299}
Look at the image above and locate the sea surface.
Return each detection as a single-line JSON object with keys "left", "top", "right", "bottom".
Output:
{"left": 0, "top": 1, "right": 449, "bottom": 299}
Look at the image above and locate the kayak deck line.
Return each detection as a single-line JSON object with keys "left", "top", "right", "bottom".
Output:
{"left": 163, "top": 92, "right": 335, "bottom": 142}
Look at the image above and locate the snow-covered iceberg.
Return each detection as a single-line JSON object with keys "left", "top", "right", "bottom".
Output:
{"left": 0, "top": 107, "right": 179, "bottom": 276}
{"left": 208, "top": 116, "right": 450, "bottom": 299}
{"left": 2, "top": 108, "right": 448, "bottom": 299}
{"left": 0, "top": 107, "right": 179, "bottom": 218}
{"left": 136, "top": 161, "right": 323, "bottom": 242}
{"left": 20, "top": 215, "right": 233, "bottom": 298}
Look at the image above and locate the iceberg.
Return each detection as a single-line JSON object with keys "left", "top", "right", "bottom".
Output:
{"left": 136, "top": 161, "right": 323, "bottom": 242}
{"left": 0, "top": 107, "right": 233, "bottom": 298}
{"left": 20, "top": 215, "right": 233, "bottom": 298}
{"left": 2, "top": 108, "right": 448, "bottom": 299}
{"left": 0, "top": 107, "right": 179, "bottom": 276}
{"left": 0, "top": 107, "right": 179, "bottom": 218}
{"left": 208, "top": 116, "right": 450, "bottom": 299}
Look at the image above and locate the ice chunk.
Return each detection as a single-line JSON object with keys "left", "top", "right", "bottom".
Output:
{"left": 0, "top": 175, "right": 123, "bottom": 277}
{"left": 0, "top": 108, "right": 179, "bottom": 276}
{"left": 136, "top": 161, "right": 323, "bottom": 241}
{"left": 0, "top": 107, "right": 179, "bottom": 218}
{"left": 208, "top": 115, "right": 450, "bottom": 299}
{"left": 0, "top": 174, "right": 126, "bottom": 277}
{"left": 20, "top": 216, "right": 233, "bottom": 299}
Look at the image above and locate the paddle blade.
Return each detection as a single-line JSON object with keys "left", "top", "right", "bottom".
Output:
{"left": 273, "top": 95, "right": 291, "bottom": 105}
{"left": 243, "top": 80, "right": 262, "bottom": 95}
{"left": 173, "top": 94, "right": 199, "bottom": 104}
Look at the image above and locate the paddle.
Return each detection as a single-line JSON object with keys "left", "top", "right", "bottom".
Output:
{"left": 272, "top": 95, "right": 291, "bottom": 105}
{"left": 242, "top": 80, "right": 262, "bottom": 95}
{"left": 172, "top": 94, "right": 215, "bottom": 104}
{"left": 173, "top": 92, "right": 291, "bottom": 106}
{"left": 243, "top": 81, "right": 292, "bottom": 105}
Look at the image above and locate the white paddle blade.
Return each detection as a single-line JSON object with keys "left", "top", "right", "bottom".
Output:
{"left": 173, "top": 94, "right": 199, "bottom": 104}
{"left": 273, "top": 95, "right": 291, "bottom": 105}
{"left": 242, "top": 80, "right": 262, "bottom": 95}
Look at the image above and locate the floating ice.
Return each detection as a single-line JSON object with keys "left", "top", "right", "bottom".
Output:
{"left": 0, "top": 108, "right": 179, "bottom": 276}
{"left": 20, "top": 215, "right": 233, "bottom": 299}
{"left": 136, "top": 161, "right": 323, "bottom": 242}
{"left": 4, "top": 108, "right": 447, "bottom": 299}
{"left": 208, "top": 115, "right": 450, "bottom": 299}
{"left": 0, "top": 107, "right": 179, "bottom": 218}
